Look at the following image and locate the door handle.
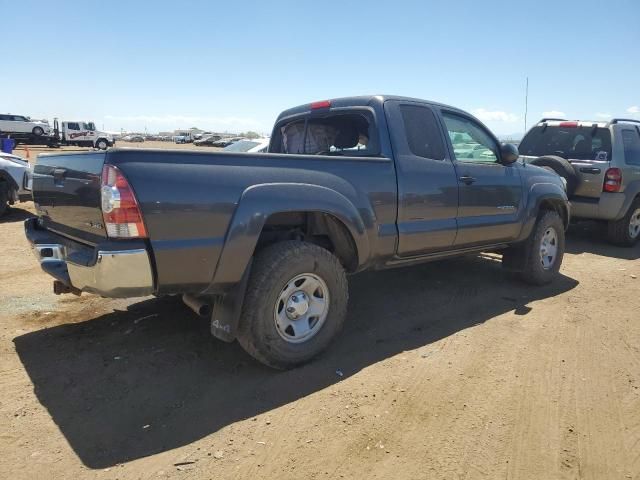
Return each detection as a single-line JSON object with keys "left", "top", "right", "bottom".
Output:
{"left": 53, "top": 167, "right": 67, "bottom": 186}
{"left": 459, "top": 175, "right": 476, "bottom": 185}
{"left": 53, "top": 167, "right": 67, "bottom": 178}
{"left": 579, "top": 167, "right": 601, "bottom": 174}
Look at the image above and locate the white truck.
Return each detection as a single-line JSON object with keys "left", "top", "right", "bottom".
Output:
{"left": 173, "top": 130, "right": 195, "bottom": 144}
{"left": 56, "top": 120, "right": 115, "bottom": 150}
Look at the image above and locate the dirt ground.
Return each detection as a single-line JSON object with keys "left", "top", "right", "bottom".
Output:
{"left": 1, "top": 150, "right": 639, "bottom": 479}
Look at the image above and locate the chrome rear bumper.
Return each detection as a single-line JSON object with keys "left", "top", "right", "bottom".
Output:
{"left": 27, "top": 219, "right": 154, "bottom": 298}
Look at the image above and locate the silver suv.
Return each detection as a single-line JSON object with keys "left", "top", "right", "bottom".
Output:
{"left": 519, "top": 118, "right": 640, "bottom": 246}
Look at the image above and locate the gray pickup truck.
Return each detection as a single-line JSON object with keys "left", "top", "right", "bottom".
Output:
{"left": 25, "top": 95, "right": 569, "bottom": 368}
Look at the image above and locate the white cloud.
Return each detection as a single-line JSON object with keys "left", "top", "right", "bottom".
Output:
{"left": 627, "top": 106, "right": 640, "bottom": 114}
{"left": 595, "top": 113, "right": 611, "bottom": 119}
{"left": 472, "top": 108, "right": 519, "bottom": 123}
{"left": 542, "top": 110, "right": 566, "bottom": 118}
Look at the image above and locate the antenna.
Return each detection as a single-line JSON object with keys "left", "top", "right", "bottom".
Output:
{"left": 524, "top": 77, "right": 529, "bottom": 133}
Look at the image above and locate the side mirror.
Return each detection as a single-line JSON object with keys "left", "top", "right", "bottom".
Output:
{"left": 500, "top": 143, "right": 519, "bottom": 164}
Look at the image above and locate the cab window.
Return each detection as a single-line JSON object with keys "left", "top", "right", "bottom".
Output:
{"left": 400, "top": 104, "right": 445, "bottom": 160}
{"left": 442, "top": 112, "right": 498, "bottom": 163}
{"left": 67, "top": 122, "right": 80, "bottom": 130}
{"left": 275, "top": 112, "right": 378, "bottom": 156}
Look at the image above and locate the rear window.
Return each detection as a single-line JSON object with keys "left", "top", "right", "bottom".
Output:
{"left": 519, "top": 125, "right": 612, "bottom": 161}
{"left": 274, "top": 112, "right": 378, "bottom": 156}
{"left": 400, "top": 105, "right": 445, "bottom": 160}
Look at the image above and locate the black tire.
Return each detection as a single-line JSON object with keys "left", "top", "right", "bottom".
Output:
{"left": 530, "top": 156, "right": 578, "bottom": 197}
{"left": 236, "top": 241, "right": 348, "bottom": 369}
{"left": 0, "top": 183, "right": 10, "bottom": 217}
{"left": 32, "top": 126, "right": 44, "bottom": 136}
{"left": 505, "top": 210, "right": 565, "bottom": 285}
{"left": 96, "top": 139, "right": 108, "bottom": 150}
{"left": 606, "top": 198, "right": 640, "bottom": 247}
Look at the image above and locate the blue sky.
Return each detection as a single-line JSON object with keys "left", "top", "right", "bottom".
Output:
{"left": 3, "top": 0, "right": 639, "bottom": 136}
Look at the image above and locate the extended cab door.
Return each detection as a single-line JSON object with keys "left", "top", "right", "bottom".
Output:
{"left": 385, "top": 100, "right": 459, "bottom": 256}
{"left": 439, "top": 110, "right": 523, "bottom": 246}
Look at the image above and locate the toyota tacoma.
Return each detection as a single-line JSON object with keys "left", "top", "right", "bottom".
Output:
{"left": 25, "top": 95, "right": 570, "bottom": 368}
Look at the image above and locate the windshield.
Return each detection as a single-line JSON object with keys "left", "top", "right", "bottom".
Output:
{"left": 224, "top": 140, "right": 260, "bottom": 152}
{"left": 519, "top": 125, "right": 612, "bottom": 161}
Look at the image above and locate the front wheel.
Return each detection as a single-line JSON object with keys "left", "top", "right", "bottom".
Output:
{"left": 504, "top": 210, "right": 565, "bottom": 285}
{"left": 96, "top": 139, "right": 108, "bottom": 150}
{"left": 236, "top": 241, "right": 348, "bottom": 369}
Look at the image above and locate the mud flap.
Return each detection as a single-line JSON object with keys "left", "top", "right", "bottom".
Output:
{"left": 210, "top": 260, "right": 252, "bottom": 342}
{"left": 501, "top": 245, "right": 526, "bottom": 272}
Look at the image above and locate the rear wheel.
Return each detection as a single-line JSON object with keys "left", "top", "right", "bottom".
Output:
{"left": 504, "top": 210, "right": 565, "bottom": 285}
{"left": 236, "top": 241, "right": 348, "bottom": 369}
{"left": 32, "top": 126, "right": 44, "bottom": 136}
{"left": 606, "top": 198, "right": 640, "bottom": 247}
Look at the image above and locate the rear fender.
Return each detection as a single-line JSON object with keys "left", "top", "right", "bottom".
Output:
{"left": 210, "top": 183, "right": 369, "bottom": 290}
{"left": 618, "top": 180, "right": 640, "bottom": 219}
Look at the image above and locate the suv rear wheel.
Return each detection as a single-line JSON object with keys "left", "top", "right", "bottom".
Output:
{"left": 236, "top": 241, "right": 348, "bottom": 369}
{"left": 32, "top": 126, "right": 44, "bottom": 136}
{"left": 607, "top": 198, "right": 640, "bottom": 247}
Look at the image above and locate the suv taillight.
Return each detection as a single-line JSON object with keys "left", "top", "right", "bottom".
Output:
{"left": 603, "top": 168, "right": 622, "bottom": 193}
{"left": 101, "top": 164, "right": 147, "bottom": 238}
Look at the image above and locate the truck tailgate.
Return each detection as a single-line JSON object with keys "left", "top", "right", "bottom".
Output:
{"left": 32, "top": 152, "right": 107, "bottom": 244}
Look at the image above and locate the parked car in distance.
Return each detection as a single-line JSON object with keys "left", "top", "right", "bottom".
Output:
{"left": 0, "top": 152, "right": 32, "bottom": 217}
{"left": 194, "top": 135, "right": 223, "bottom": 146}
{"left": 26, "top": 95, "right": 569, "bottom": 369}
{"left": 519, "top": 118, "right": 640, "bottom": 245}
{"left": 223, "top": 138, "right": 270, "bottom": 153}
{"left": 0, "top": 114, "right": 51, "bottom": 136}
{"left": 122, "top": 135, "right": 145, "bottom": 143}
{"left": 212, "top": 136, "right": 244, "bottom": 148}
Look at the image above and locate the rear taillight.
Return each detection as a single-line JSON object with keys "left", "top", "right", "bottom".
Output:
{"left": 559, "top": 121, "right": 578, "bottom": 128}
{"left": 603, "top": 168, "right": 622, "bottom": 193}
{"left": 101, "top": 164, "right": 147, "bottom": 238}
